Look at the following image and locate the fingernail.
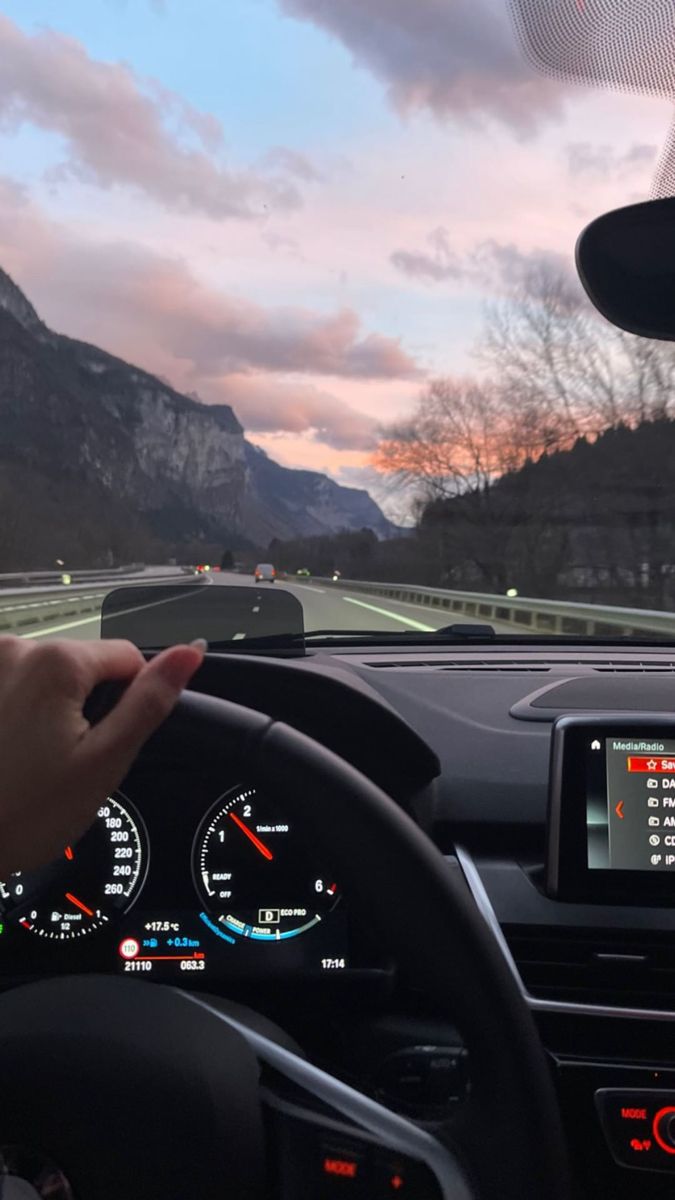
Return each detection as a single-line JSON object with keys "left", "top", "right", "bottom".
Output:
{"left": 190, "top": 637, "right": 208, "bottom": 653}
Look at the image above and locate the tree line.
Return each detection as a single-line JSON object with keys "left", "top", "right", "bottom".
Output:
{"left": 275, "top": 260, "right": 675, "bottom": 611}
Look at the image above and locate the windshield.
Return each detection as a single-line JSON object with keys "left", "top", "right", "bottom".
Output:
{"left": 2, "top": 0, "right": 675, "bottom": 644}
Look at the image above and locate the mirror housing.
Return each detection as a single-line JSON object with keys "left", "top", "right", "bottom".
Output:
{"left": 576, "top": 196, "right": 675, "bottom": 341}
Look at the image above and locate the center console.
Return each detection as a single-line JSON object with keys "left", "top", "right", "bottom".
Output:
{"left": 455, "top": 714, "right": 675, "bottom": 1197}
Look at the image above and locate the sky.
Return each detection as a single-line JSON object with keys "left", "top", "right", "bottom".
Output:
{"left": 0, "top": 0, "right": 671, "bottom": 517}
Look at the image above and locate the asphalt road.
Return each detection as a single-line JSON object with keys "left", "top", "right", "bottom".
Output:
{"left": 17, "top": 570, "right": 519, "bottom": 642}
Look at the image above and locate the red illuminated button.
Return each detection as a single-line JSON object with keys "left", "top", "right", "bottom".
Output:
{"left": 374, "top": 1156, "right": 441, "bottom": 1199}
{"left": 653, "top": 1108, "right": 675, "bottom": 1154}
{"left": 323, "top": 1158, "right": 359, "bottom": 1179}
{"left": 318, "top": 1140, "right": 368, "bottom": 1196}
{"left": 628, "top": 757, "right": 675, "bottom": 773}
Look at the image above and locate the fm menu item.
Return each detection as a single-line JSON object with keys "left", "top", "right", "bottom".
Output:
{"left": 546, "top": 717, "right": 675, "bottom": 903}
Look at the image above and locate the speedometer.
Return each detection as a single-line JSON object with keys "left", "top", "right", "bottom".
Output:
{"left": 193, "top": 785, "right": 339, "bottom": 943}
{"left": 0, "top": 794, "right": 147, "bottom": 940}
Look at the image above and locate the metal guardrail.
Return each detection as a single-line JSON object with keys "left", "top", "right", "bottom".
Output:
{"left": 320, "top": 578, "right": 675, "bottom": 639}
{"left": 0, "top": 569, "right": 199, "bottom": 634}
{"left": 0, "top": 564, "right": 149, "bottom": 589}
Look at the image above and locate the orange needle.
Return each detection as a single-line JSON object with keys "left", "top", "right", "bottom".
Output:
{"left": 64, "top": 846, "right": 74, "bottom": 861}
{"left": 65, "top": 892, "right": 94, "bottom": 917}
{"left": 229, "top": 812, "right": 274, "bottom": 861}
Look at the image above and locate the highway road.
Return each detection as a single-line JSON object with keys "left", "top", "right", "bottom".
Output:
{"left": 14, "top": 570, "right": 519, "bottom": 642}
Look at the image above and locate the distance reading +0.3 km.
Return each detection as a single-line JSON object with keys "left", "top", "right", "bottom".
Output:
{"left": 0, "top": 795, "right": 147, "bottom": 940}
{"left": 193, "top": 785, "right": 339, "bottom": 943}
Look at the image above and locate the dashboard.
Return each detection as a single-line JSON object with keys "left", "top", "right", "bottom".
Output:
{"left": 10, "top": 641, "right": 675, "bottom": 1197}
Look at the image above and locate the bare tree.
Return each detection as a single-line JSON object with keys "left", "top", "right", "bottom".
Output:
{"left": 481, "top": 258, "right": 675, "bottom": 439}
{"left": 375, "top": 378, "right": 529, "bottom": 501}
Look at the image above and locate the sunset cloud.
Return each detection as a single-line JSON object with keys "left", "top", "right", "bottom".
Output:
{"left": 214, "top": 376, "right": 380, "bottom": 450}
{"left": 277, "top": 0, "right": 563, "bottom": 132}
{"left": 566, "top": 141, "right": 657, "bottom": 179}
{"left": 0, "top": 177, "right": 418, "bottom": 382}
{"left": 391, "top": 231, "right": 576, "bottom": 291}
{"left": 0, "top": 14, "right": 305, "bottom": 219}
{"left": 262, "top": 146, "right": 324, "bottom": 184}
{"left": 390, "top": 227, "right": 463, "bottom": 283}
{"left": 0, "top": 178, "right": 415, "bottom": 451}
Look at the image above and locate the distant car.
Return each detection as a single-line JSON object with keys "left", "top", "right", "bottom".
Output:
{"left": 296, "top": 568, "right": 310, "bottom": 577}
{"left": 254, "top": 562, "right": 276, "bottom": 582}
{"left": 195, "top": 563, "right": 211, "bottom": 574}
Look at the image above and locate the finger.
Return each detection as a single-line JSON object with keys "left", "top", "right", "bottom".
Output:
{"left": 17, "top": 639, "right": 147, "bottom": 712}
{"left": 83, "top": 643, "right": 204, "bottom": 766}
{"left": 68, "top": 639, "right": 147, "bottom": 688}
{"left": 0, "top": 635, "right": 31, "bottom": 672}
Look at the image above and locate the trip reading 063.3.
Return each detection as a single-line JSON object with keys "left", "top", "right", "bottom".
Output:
{"left": 193, "top": 785, "right": 340, "bottom": 943}
{"left": 0, "top": 795, "right": 147, "bottom": 940}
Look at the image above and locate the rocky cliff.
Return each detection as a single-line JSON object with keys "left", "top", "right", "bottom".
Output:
{"left": 0, "top": 268, "right": 394, "bottom": 565}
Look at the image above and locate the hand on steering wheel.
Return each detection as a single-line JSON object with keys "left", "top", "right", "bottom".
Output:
{"left": 0, "top": 636, "right": 204, "bottom": 877}
{"left": 0, "top": 687, "right": 571, "bottom": 1200}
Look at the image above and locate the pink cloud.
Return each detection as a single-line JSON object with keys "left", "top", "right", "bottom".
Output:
{"left": 0, "top": 14, "right": 309, "bottom": 219}
{"left": 69, "top": 245, "right": 419, "bottom": 380}
{"left": 211, "top": 375, "right": 380, "bottom": 449}
{"left": 0, "top": 179, "right": 416, "bottom": 451}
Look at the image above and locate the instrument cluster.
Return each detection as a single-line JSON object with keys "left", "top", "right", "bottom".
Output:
{"left": 0, "top": 778, "right": 350, "bottom": 982}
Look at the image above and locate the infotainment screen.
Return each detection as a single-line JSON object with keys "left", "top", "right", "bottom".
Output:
{"left": 547, "top": 716, "right": 675, "bottom": 903}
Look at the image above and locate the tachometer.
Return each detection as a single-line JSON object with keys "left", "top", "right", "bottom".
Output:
{"left": 0, "top": 794, "right": 147, "bottom": 940}
{"left": 193, "top": 785, "right": 339, "bottom": 943}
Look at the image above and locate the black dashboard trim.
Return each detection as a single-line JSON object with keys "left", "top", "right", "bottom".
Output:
{"left": 184, "top": 653, "right": 440, "bottom": 800}
{"left": 455, "top": 845, "right": 675, "bottom": 1025}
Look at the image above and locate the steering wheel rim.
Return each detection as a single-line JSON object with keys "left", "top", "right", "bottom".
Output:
{"left": 0, "top": 688, "right": 571, "bottom": 1200}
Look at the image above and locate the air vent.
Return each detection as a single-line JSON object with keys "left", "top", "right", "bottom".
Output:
{"left": 365, "top": 658, "right": 675, "bottom": 673}
{"left": 365, "top": 659, "right": 552, "bottom": 672}
{"left": 595, "top": 663, "right": 675, "bottom": 673}
{"left": 504, "top": 925, "right": 675, "bottom": 1010}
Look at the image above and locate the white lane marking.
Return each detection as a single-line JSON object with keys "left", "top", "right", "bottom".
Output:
{"left": 342, "top": 596, "right": 434, "bottom": 631}
{"left": 20, "top": 585, "right": 201, "bottom": 639}
{"left": 2, "top": 591, "right": 105, "bottom": 613}
{"left": 21, "top": 613, "right": 102, "bottom": 638}
{"left": 289, "top": 583, "right": 326, "bottom": 594}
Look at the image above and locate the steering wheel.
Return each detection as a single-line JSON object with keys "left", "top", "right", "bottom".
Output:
{"left": 0, "top": 690, "right": 571, "bottom": 1200}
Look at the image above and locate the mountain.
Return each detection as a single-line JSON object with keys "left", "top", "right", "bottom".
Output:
{"left": 242, "top": 443, "right": 394, "bottom": 542}
{"left": 0, "top": 268, "right": 395, "bottom": 567}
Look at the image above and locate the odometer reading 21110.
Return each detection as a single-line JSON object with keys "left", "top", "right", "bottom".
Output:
{"left": 193, "top": 785, "right": 339, "bottom": 943}
{"left": 0, "top": 795, "right": 147, "bottom": 940}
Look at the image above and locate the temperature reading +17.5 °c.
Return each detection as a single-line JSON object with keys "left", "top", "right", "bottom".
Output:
{"left": 0, "top": 795, "right": 146, "bottom": 940}
{"left": 192, "top": 784, "right": 340, "bottom": 944}
{"left": 117, "top": 919, "right": 206, "bottom": 975}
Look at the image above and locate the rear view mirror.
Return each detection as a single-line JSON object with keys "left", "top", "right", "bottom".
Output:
{"left": 576, "top": 196, "right": 675, "bottom": 340}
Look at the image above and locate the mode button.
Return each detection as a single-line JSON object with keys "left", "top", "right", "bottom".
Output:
{"left": 596, "top": 1089, "right": 675, "bottom": 1171}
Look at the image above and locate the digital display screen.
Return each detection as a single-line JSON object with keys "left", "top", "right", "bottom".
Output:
{"left": 547, "top": 717, "right": 675, "bottom": 903}
{"left": 588, "top": 737, "right": 675, "bottom": 872}
{"left": 0, "top": 770, "right": 356, "bottom": 983}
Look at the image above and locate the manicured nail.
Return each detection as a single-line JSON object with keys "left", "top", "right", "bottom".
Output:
{"left": 190, "top": 637, "right": 208, "bottom": 653}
